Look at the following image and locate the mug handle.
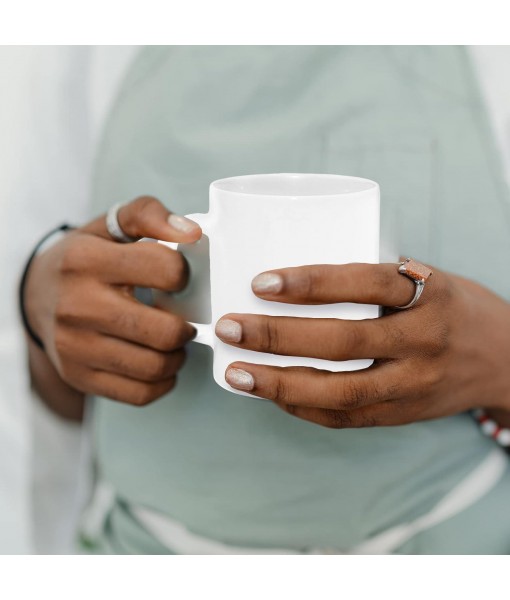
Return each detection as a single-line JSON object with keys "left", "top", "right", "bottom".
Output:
{"left": 158, "top": 212, "right": 214, "bottom": 347}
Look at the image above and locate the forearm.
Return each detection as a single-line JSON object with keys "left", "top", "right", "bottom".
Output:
{"left": 27, "top": 335, "right": 85, "bottom": 422}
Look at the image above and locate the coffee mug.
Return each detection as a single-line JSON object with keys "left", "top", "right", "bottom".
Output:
{"left": 160, "top": 173, "right": 380, "bottom": 395}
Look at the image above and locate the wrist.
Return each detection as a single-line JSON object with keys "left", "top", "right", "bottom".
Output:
{"left": 23, "top": 252, "right": 46, "bottom": 341}
{"left": 19, "top": 224, "right": 74, "bottom": 349}
{"left": 483, "top": 407, "right": 510, "bottom": 429}
{"left": 473, "top": 408, "right": 510, "bottom": 450}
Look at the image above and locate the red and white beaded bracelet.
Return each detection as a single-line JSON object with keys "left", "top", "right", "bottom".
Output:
{"left": 473, "top": 409, "right": 510, "bottom": 449}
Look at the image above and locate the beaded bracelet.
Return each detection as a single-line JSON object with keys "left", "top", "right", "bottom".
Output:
{"left": 18, "top": 224, "right": 75, "bottom": 350}
{"left": 472, "top": 408, "right": 510, "bottom": 451}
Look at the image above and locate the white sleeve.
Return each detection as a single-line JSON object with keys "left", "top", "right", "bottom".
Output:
{"left": 0, "top": 45, "right": 135, "bottom": 553}
{"left": 469, "top": 46, "right": 510, "bottom": 188}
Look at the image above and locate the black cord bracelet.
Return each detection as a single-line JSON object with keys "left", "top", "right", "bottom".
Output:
{"left": 18, "top": 224, "right": 75, "bottom": 350}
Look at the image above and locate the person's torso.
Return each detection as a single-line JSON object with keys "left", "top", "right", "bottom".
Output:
{"left": 89, "top": 46, "right": 510, "bottom": 552}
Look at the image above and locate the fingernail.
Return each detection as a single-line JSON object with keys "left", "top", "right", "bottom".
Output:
{"left": 168, "top": 213, "right": 199, "bottom": 234}
{"left": 215, "top": 319, "right": 242, "bottom": 343}
{"left": 225, "top": 367, "right": 255, "bottom": 391}
{"left": 251, "top": 272, "right": 283, "bottom": 294}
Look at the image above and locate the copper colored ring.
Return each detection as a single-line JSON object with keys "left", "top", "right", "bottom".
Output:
{"left": 393, "top": 258, "right": 433, "bottom": 310}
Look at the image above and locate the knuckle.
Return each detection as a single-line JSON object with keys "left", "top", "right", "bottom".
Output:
{"left": 129, "top": 377, "right": 177, "bottom": 406}
{"left": 153, "top": 318, "right": 188, "bottom": 351}
{"left": 325, "top": 410, "right": 355, "bottom": 429}
{"left": 129, "top": 384, "right": 158, "bottom": 407}
{"left": 357, "top": 414, "right": 379, "bottom": 428}
{"left": 340, "top": 324, "right": 366, "bottom": 357}
{"left": 339, "top": 378, "right": 370, "bottom": 409}
{"left": 109, "top": 309, "right": 138, "bottom": 335}
{"left": 147, "top": 355, "right": 170, "bottom": 381}
{"left": 263, "top": 318, "right": 281, "bottom": 353}
{"left": 272, "top": 375, "right": 292, "bottom": 404}
{"left": 140, "top": 245, "right": 189, "bottom": 291}
{"left": 419, "top": 360, "right": 444, "bottom": 390}
{"left": 150, "top": 331, "right": 170, "bottom": 352}
{"left": 131, "top": 196, "right": 159, "bottom": 230}
{"left": 133, "top": 195, "right": 158, "bottom": 212}
{"left": 167, "top": 253, "right": 189, "bottom": 289}
{"left": 370, "top": 268, "right": 393, "bottom": 301}
{"left": 327, "top": 410, "right": 379, "bottom": 429}
{"left": 54, "top": 297, "right": 74, "bottom": 326}
{"left": 106, "top": 353, "right": 130, "bottom": 375}
{"left": 53, "top": 328, "right": 70, "bottom": 357}
{"left": 380, "top": 320, "right": 406, "bottom": 351}
{"left": 59, "top": 252, "right": 80, "bottom": 277}
{"left": 384, "top": 380, "right": 403, "bottom": 402}
{"left": 59, "top": 241, "right": 81, "bottom": 274}
{"left": 295, "top": 267, "right": 317, "bottom": 298}
{"left": 146, "top": 351, "right": 184, "bottom": 381}
{"left": 422, "top": 319, "right": 450, "bottom": 357}
{"left": 60, "top": 236, "right": 97, "bottom": 274}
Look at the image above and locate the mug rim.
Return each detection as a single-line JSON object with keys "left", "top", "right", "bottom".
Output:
{"left": 210, "top": 172, "right": 378, "bottom": 198}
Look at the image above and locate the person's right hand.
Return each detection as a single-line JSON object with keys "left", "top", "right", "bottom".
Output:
{"left": 24, "top": 196, "right": 201, "bottom": 406}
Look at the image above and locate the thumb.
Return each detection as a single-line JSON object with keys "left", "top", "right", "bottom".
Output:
{"left": 80, "top": 196, "right": 202, "bottom": 243}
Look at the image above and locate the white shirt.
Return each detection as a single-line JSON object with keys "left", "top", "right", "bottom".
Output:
{"left": 0, "top": 45, "right": 509, "bottom": 553}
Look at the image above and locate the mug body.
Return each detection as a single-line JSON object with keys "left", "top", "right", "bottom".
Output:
{"left": 207, "top": 173, "right": 380, "bottom": 394}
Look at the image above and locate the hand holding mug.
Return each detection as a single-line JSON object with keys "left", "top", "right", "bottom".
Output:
{"left": 216, "top": 262, "right": 510, "bottom": 428}
{"left": 24, "top": 197, "right": 200, "bottom": 406}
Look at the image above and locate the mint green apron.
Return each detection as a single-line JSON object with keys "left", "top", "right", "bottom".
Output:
{"left": 87, "top": 46, "right": 510, "bottom": 554}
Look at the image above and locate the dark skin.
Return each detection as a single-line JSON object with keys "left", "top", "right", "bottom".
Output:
{"left": 25, "top": 196, "right": 510, "bottom": 430}
{"left": 25, "top": 197, "right": 200, "bottom": 419}
{"left": 217, "top": 264, "right": 510, "bottom": 428}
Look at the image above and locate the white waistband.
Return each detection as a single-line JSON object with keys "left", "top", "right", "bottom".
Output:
{"left": 83, "top": 448, "right": 508, "bottom": 554}
{"left": 351, "top": 447, "right": 507, "bottom": 554}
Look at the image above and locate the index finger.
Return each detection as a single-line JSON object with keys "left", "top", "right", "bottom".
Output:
{"left": 81, "top": 196, "right": 202, "bottom": 244}
{"left": 251, "top": 263, "right": 423, "bottom": 307}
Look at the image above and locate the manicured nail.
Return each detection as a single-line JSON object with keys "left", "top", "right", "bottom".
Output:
{"left": 215, "top": 319, "right": 242, "bottom": 343}
{"left": 251, "top": 272, "right": 283, "bottom": 294}
{"left": 225, "top": 367, "right": 255, "bottom": 391}
{"left": 168, "top": 213, "right": 199, "bottom": 234}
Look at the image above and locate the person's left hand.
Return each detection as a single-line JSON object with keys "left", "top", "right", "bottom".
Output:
{"left": 215, "top": 262, "right": 510, "bottom": 428}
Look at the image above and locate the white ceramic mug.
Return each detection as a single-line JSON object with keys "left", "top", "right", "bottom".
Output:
{"left": 160, "top": 173, "right": 380, "bottom": 395}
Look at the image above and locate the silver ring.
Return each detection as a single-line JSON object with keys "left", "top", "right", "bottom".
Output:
{"left": 393, "top": 278, "right": 425, "bottom": 310}
{"left": 393, "top": 258, "right": 433, "bottom": 310}
{"left": 106, "top": 203, "right": 137, "bottom": 243}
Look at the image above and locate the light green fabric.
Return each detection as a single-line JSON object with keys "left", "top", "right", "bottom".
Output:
{"left": 87, "top": 46, "right": 510, "bottom": 553}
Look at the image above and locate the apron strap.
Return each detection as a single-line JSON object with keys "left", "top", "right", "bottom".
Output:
{"left": 350, "top": 448, "right": 508, "bottom": 554}
{"left": 116, "top": 448, "right": 507, "bottom": 555}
